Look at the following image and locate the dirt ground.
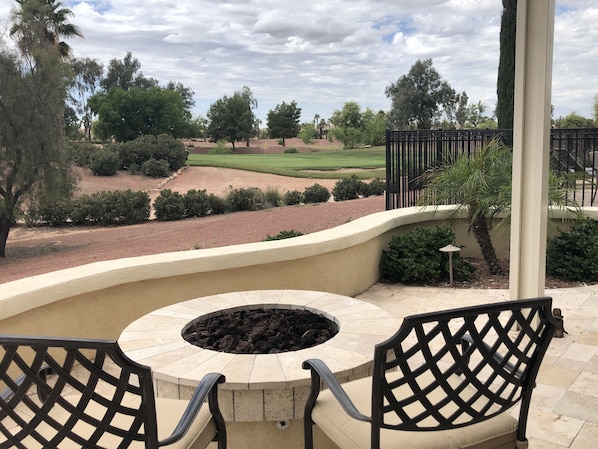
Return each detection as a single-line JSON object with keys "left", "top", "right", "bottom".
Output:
{"left": 1, "top": 157, "right": 385, "bottom": 284}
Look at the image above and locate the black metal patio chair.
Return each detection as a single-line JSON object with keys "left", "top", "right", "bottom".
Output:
{"left": 303, "top": 297, "right": 558, "bottom": 449}
{"left": 0, "top": 335, "right": 226, "bottom": 449}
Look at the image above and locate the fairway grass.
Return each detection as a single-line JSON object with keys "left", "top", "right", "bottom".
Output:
{"left": 187, "top": 147, "right": 386, "bottom": 180}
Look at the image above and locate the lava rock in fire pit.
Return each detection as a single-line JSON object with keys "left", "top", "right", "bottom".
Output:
{"left": 182, "top": 308, "right": 339, "bottom": 354}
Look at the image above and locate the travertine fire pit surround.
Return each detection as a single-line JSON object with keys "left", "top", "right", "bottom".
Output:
{"left": 119, "top": 290, "right": 400, "bottom": 424}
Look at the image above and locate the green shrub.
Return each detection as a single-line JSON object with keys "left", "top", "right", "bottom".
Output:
{"left": 141, "top": 158, "right": 170, "bottom": 178}
{"left": 332, "top": 175, "right": 366, "bottom": 201}
{"left": 152, "top": 134, "right": 188, "bottom": 171}
{"left": 68, "top": 141, "right": 98, "bottom": 168}
{"left": 37, "top": 199, "right": 72, "bottom": 226}
{"left": 112, "top": 190, "right": 151, "bottom": 224}
{"left": 154, "top": 189, "right": 186, "bottom": 221}
{"left": 225, "top": 186, "right": 267, "bottom": 212}
{"left": 209, "top": 194, "right": 227, "bottom": 214}
{"left": 184, "top": 189, "right": 211, "bottom": 217}
{"left": 263, "top": 229, "right": 304, "bottom": 241}
{"left": 128, "top": 163, "right": 140, "bottom": 174}
{"left": 23, "top": 204, "right": 43, "bottom": 227}
{"left": 365, "top": 178, "right": 386, "bottom": 196}
{"left": 283, "top": 147, "right": 299, "bottom": 154}
{"left": 380, "top": 226, "right": 475, "bottom": 285}
{"left": 264, "top": 187, "right": 284, "bottom": 208}
{"left": 118, "top": 134, "right": 187, "bottom": 171}
{"left": 89, "top": 148, "right": 120, "bottom": 176}
{"left": 303, "top": 183, "right": 330, "bottom": 203}
{"left": 70, "top": 190, "right": 150, "bottom": 225}
{"left": 284, "top": 190, "right": 303, "bottom": 205}
{"left": 70, "top": 195, "right": 95, "bottom": 225}
{"left": 209, "top": 140, "right": 232, "bottom": 154}
{"left": 546, "top": 221, "right": 598, "bottom": 282}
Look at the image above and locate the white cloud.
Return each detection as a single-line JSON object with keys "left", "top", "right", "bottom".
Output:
{"left": 0, "top": 0, "right": 595, "bottom": 122}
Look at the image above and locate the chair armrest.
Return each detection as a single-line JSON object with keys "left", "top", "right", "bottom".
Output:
{"left": 461, "top": 334, "right": 525, "bottom": 380}
{"left": 302, "top": 358, "right": 370, "bottom": 422}
{"left": 158, "top": 372, "right": 226, "bottom": 447}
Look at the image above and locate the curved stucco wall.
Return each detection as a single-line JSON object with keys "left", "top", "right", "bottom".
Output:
{"left": 1, "top": 205, "right": 596, "bottom": 340}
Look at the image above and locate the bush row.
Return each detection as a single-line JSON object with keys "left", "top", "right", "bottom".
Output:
{"left": 154, "top": 183, "right": 333, "bottom": 221}
{"left": 153, "top": 178, "right": 385, "bottom": 222}
{"left": 70, "top": 134, "right": 187, "bottom": 178}
{"left": 379, "top": 220, "right": 598, "bottom": 285}
{"left": 25, "top": 190, "right": 151, "bottom": 227}
{"left": 24, "top": 177, "right": 385, "bottom": 227}
{"left": 332, "top": 175, "right": 385, "bottom": 201}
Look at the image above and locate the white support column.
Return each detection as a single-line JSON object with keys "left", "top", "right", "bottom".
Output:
{"left": 509, "top": 0, "right": 555, "bottom": 300}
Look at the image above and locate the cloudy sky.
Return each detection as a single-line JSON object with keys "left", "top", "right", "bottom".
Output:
{"left": 0, "top": 0, "right": 597, "bottom": 124}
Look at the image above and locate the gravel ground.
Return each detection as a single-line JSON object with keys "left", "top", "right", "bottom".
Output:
{"left": 0, "top": 167, "right": 385, "bottom": 284}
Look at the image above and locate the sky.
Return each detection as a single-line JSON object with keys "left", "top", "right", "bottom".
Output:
{"left": 0, "top": 0, "right": 597, "bottom": 124}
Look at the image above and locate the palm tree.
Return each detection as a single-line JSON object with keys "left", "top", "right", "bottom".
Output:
{"left": 418, "top": 138, "right": 511, "bottom": 275}
{"left": 417, "top": 137, "right": 583, "bottom": 276}
{"left": 10, "top": 0, "right": 83, "bottom": 58}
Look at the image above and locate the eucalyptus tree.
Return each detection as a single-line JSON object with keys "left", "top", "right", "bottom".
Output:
{"left": 386, "top": 59, "right": 456, "bottom": 130}
{"left": 70, "top": 57, "right": 104, "bottom": 140}
{"left": 100, "top": 52, "right": 159, "bottom": 91}
{"left": 330, "top": 101, "right": 364, "bottom": 149}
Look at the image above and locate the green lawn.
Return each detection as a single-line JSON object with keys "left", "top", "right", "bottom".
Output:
{"left": 187, "top": 147, "right": 386, "bottom": 179}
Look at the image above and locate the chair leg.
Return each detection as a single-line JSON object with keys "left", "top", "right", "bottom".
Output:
{"left": 304, "top": 416, "right": 314, "bottom": 449}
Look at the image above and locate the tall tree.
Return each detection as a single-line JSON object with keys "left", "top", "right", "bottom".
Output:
{"left": 167, "top": 81, "right": 195, "bottom": 111}
{"left": 10, "top": 0, "right": 83, "bottom": 59}
{"left": 0, "top": 35, "right": 74, "bottom": 257}
{"left": 496, "top": 0, "right": 517, "bottom": 129}
{"left": 385, "top": 59, "right": 456, "bottom": 130}
{"left": 100, "top": 52, "right": 158, "bottom": 91}
{"left": 330, "top": 101, "right": 369, "bottom": 149}
{"left": 70, "top": 57, "right": 103, "bottom": 140}
{"left": 89, "top": 87, "right": 191, "bottom": 142}
{"left": 206, "top": 87, "right": 257, "bottom": 150}
{"left": 267, "top": 101, "right": 302, "bottom": 146}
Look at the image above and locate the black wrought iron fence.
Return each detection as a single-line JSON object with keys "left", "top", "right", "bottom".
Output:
{"left": 385, "top": 128, "right": 598, "bottom": 209}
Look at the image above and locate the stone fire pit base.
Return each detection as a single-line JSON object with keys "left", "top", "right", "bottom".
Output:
{"left": 119, "top": 290, "right": 401, "bottom": 449}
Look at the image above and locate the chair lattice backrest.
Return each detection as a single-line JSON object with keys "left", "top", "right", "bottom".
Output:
{"left": 0, "top": 335, "right": 159, "bottom": 449}
{"left": 371, "top": 297, "right": 557, "bottom": 442}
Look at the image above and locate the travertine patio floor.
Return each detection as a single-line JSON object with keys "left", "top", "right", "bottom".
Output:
{"left": 356, "top": 283, "right": 598, "bottom": 449}
{"left": 6, "top": 284, "right": 597, "bottom": 448}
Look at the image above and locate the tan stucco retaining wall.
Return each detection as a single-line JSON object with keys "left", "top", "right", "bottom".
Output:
{"left": 2, "top": 206, "right": 596, "bottom": 340}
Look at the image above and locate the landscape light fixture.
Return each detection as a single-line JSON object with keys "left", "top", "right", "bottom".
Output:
{"left": 440, "top": 244, "right": 462, "bottom": 287}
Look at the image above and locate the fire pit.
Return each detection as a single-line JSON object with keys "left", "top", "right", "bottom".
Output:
{"left": 182, "top": 307, "right": 338, "bottom": 354}
{"left": 119, "top": 290, "right": 401, "bottom": 449}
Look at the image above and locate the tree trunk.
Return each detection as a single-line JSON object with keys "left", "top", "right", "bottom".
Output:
{"left": 0, "top": 217, "right": 10, "bottom": 258}
{"left": 470, "top": 214, "right": 505, "bottom": 275}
